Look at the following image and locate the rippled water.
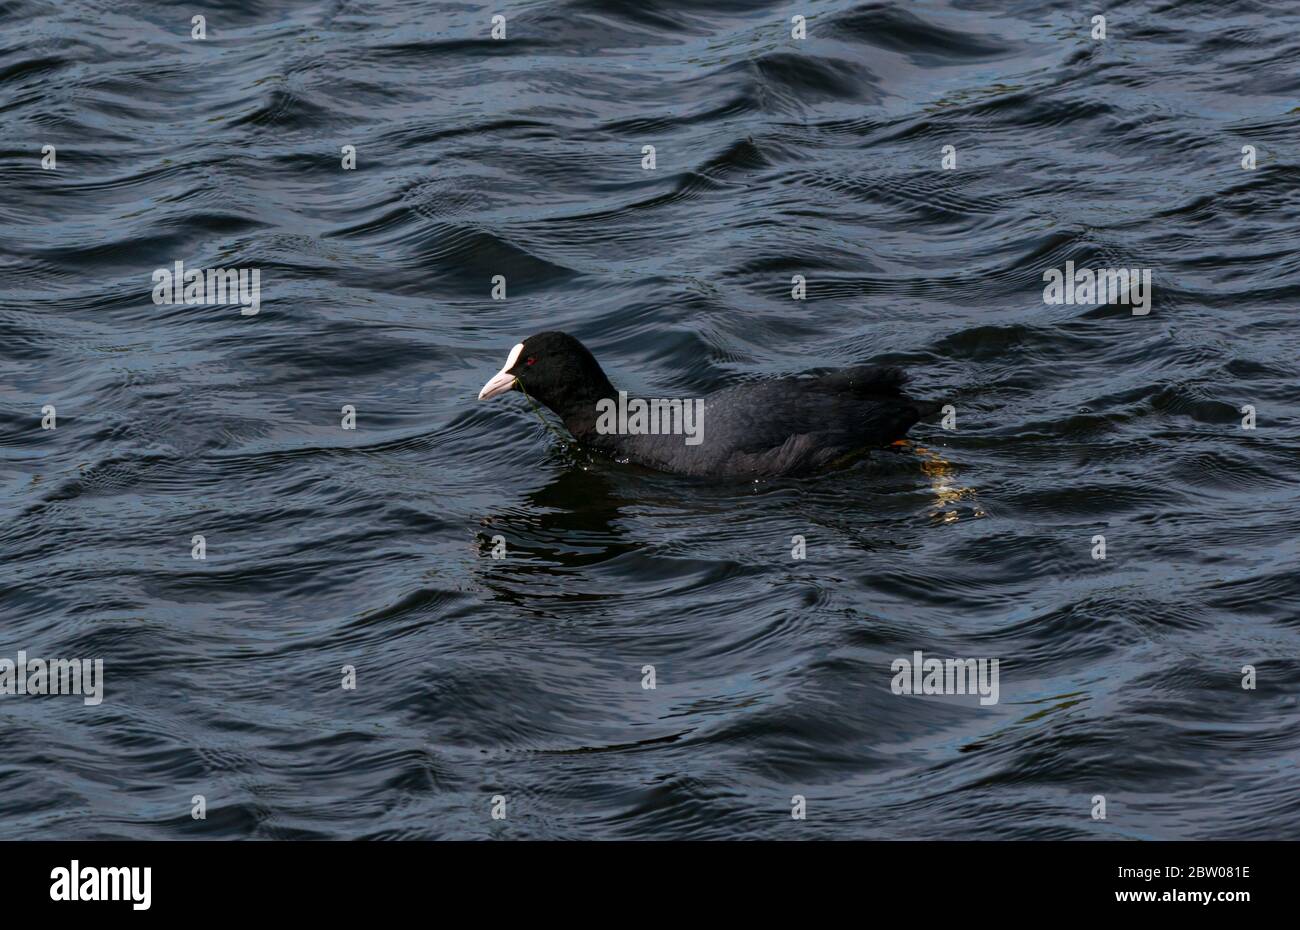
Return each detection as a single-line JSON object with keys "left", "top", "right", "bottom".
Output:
{"left": 2, "top": 0, "right": 1298, "bottom": 839}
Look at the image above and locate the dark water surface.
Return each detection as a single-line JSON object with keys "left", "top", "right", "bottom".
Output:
{"left": 2, "top": 0, "right": 1298, "bottom": 839}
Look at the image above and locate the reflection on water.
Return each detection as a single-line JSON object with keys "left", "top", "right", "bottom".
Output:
{"left": 912, "top": 443, "right": 984, "bottom": 524}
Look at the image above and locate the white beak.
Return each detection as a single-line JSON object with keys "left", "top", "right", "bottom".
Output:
{"left": 478, "top": 343, "right": 525, "bottom": 400}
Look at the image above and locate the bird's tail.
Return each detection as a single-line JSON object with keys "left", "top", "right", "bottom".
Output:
{"left": 910, "top": 398, "right": 944, "bottom": 419}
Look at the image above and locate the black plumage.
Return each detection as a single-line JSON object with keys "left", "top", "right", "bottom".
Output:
{"left": 478, "top": 331, "right": 940, "bottom": 478}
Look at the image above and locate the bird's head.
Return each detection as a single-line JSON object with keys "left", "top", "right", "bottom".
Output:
{"left": 477, "top": 331, "right": 615, "bottom": 424}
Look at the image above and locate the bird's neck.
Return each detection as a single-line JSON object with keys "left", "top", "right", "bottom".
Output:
{"left": 551, "top": 377, "right": 620, "bottom": 445}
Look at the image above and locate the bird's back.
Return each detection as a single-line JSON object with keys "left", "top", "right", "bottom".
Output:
{"left": 608, "top": 366, "right": 938, "bottom": 477}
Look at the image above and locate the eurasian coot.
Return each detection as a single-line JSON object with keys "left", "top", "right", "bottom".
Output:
{"left": 477, "top": 331, "right": 941, "bottom": 478}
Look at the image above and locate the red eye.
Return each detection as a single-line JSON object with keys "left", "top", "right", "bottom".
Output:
{"left": 525, "top": 356, "right": 537, "bottom": 366}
